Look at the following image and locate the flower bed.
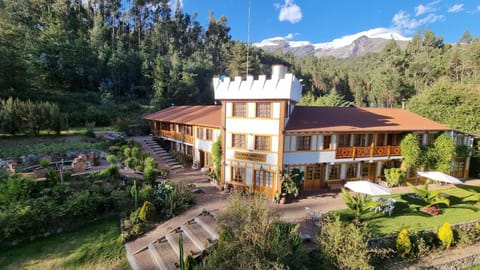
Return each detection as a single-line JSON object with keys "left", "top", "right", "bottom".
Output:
{"left": 420, "top": 205, "right": 440, "bottom": 216}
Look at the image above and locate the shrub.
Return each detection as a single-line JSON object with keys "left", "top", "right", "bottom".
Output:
{"left": 410, "top": 231, "right": 434, "bottom": 258}
{"left": 396, "top": 228, "right": 412, "bottom": 257}
{"left": 139, "top": 184, "right": 154, "bottom": 202}
{"left": 203, "top": 193, "right": 307, "bottom": 270}
{"left": 131, "top": 147, "right": 141, "bottom": 159}
{"left": 143, "top": 167, "right": 157, "bottom": 185}
{"left": 106, "top": 154, "right": 117, "bottom": 164}
{"left": 138, "top": 201, "right": 156, "bottom": 222}
{"left": 110, "top": 189, "right": 129, "bottom": 211}
{"left": 99, "top": 164, "right": 119, "bottom": 182}
{"left": 123, "top": 147, "right": 131, "bottom": 158}
{"left": 341, "top": 188, "right": 374, "bottom": 221}
{"left": 39, "top": 159, "right": 50, "bottom": 169}
{"left": 317, "top": 214, "right": 372, "bottom": 269}
{"left": 132, "top": 222, "right": 145, "bottom": 235}
{"left": 437, "top": 222, "right": 454, "bottom": 249}
{"left": 384, "top": 168, "right": 405, "bottom": 186}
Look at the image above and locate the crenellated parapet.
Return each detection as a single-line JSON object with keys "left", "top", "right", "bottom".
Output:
{"left": 213, "top": 65, "right": 302, "bottom": 102}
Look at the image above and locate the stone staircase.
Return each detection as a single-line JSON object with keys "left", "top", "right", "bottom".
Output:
{"left": 143, "top": 137, "right": 185, "bottom": 173}
{"left": 132, "top": 212, "right": 219, "bottom": 270}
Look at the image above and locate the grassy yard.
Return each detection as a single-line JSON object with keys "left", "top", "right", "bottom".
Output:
{"left": 338, "top": 184, "right": 480, "bottom": 236}
{"left": 0, "top": 134, "right": 103, "bottom": 158}
{"left": 0, "top": 218, "right": 129, "bottom": 270}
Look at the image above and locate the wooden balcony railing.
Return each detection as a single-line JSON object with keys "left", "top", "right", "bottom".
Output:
{"left": 158, "top": 130, "right": 194, "bottom": 144}
{"left": 336, "top": 145, "right": 401, "bottom": 159}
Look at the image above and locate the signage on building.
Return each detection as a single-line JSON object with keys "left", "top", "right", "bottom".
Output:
{"left": 234, "top": 151, "right": 267, "bottom": 162}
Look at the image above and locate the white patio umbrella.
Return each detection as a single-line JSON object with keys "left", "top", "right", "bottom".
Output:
{"left": 344, "top": 180, "right": 391, "bottom": 196}
{"left": 417, "top": 171, "right": 463, "bottom": 184}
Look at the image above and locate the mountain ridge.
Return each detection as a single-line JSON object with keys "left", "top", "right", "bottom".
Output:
{"left": 254, "top": 28, "right": 411, "bottom": 58}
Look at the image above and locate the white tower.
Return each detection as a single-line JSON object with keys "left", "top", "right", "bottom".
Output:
{"left": 213, "top": 65, "right": 302, "bottom": 197}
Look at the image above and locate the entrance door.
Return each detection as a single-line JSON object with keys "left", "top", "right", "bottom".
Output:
{"left": 254, "top": 170, "right": 275, "bottom": 197}
{"left": 361, "top": 162, "right": 377, "bottom": 181}
{"left": 199, "top": 150, "right": 205, "bottom": 168}
{"left": 304, "top": 164, "right": 326, "bottom": 190}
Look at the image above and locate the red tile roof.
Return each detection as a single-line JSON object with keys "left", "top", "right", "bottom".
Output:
{"left": 144, "top": 105, "right": 222, "bottom": 128}
{"left": 286, "top": 106, "right": 449, "bottom": 133}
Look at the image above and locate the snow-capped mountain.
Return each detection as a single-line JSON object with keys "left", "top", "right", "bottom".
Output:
{"left": 254, "top": 28, "right": 411, "bottom": 58}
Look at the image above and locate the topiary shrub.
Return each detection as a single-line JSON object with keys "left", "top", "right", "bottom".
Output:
{"left": 437, "top": 222, "right": 454, "bottom": 249}
{"left": 138, "top": 201, "right": 156, "bottom": 222}
{"left": 396, "top": 228, "right": 412, "bottom": 257}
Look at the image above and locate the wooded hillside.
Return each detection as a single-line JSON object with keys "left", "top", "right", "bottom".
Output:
{"left": 1, "top": 0, "right": 479, "bottom": 136}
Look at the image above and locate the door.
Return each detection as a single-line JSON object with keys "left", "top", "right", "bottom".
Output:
{"left": 304, "top": 164, "right": 326, "bottom": 190}
{"left": 199, "top": 150, "right": 205, "bottom": 168}
{"left": 361, "top": 162, "right": 377, "bottom": 181}
{"left": 254, "top": 170, "right": 275, "bottom": 197}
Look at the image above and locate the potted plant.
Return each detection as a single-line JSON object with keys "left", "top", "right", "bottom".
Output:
{"left": 281, "top": 169, "right": 304, "bottom": 202}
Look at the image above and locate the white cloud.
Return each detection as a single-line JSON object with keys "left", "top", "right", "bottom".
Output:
{"left": 284, "top": 33, "right": 300, "bottom": 39}
{"left": 276, "top": 0, "right": 303, "bottom": 24}
{"left": 448, "top": 4, "right": 464, "bottom": 13}
{"left": 415, "top": 4, "right": 434, "bottom": 16}
{"left": 414, "top": 1, "right": 440, "bottom": 16}
{"left": 392, "top": 10, "right": 444, "bottom": 34}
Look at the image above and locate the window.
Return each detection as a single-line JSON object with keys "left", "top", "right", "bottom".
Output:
{"left": 361, "top": 163, "right": 370, "bottom": 177}
{"left": 255, "top": 170, "right": 273, "bottom": 188}
{"left": 338, "top": 134, "right": 351, "bottom": 147}
{"left": 232, "top": 102, "right": 247, "bottom": 117}
{"left": 296, "top": 136, "right": 311, "bottom": 151}
{"left": 206, "top": 129, "right": 213, "bottom": 141}
{"left": 377, "top": 134, "right": 385, "bottom": 146}
{"left": 186, "top": 145, "right": 193, "bottom": 156}
{"left": 353, "top": 134, "right": 362, "bottom": 146}
{"left": 323, "top": 135, "right": 332, "bottom": 150}
{"left": 456, "top": 135, "right": 465, "bottom": 145}
{"left": 346, "top": 164, "right": 358, "bottom": 179}
{"left": 255, "top": 136, "right": 270, "bottom": 151}
{"left": 232, "top": 166, "right": 246, "bottom": 183}
{"left": 329, "top": 164, "right": 340, "bottom": 180}
{"left": 426, "top": 134, "right": 436, "bottom": 145}
{"left": 416, "top": 133, "right": 423, "bottom": 145}
{"left": 256, "top": 102, "right": 271, "bottom": 118}
{"left": 387, "top": 134, "right": 401, "bottom": 146}
{"left": 232, "top": 134, "right": 246, "bottom": 148}
{"left": 196, "top": 127, "right": 204, "bottom": 139}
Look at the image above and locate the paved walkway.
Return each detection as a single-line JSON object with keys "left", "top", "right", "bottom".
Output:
{"left": 125, "top": 135, "right": 480, "bottom": 270}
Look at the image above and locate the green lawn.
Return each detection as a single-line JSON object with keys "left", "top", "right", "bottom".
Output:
{"left": 337, "top": 184, "right": 480, "bottom": 236}
{"left": 0, "top": 218, "right": 129, "bottom": 270}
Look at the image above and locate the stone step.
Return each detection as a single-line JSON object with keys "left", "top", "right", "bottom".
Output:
{"left": 165, "top": 230, "right": 202, "bottom": 259}
{"left": 194, "top": 215, "right": 219, "bottom": 241}
{"left": 150, "top": 239, "right": 179, "bottom": 270}
{"left": 170, "top": 164, "right": 184, "bottom": 170}
{"left": 181, "top": 221, "right": 215, "bottom": 251}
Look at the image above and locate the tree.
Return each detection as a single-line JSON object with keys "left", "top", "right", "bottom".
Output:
{"left": 400, "top": 133, "right": 421, "bottom": 171}
{"left": 433, "top": 133, "right": 455, "bottom": 173}
{"left": 204, "top": 12, "right": 231, "bottom": 75}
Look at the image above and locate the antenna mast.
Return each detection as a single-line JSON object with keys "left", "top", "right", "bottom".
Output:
{"left": 246, "top": 0, "right": 251, "bottom": 77}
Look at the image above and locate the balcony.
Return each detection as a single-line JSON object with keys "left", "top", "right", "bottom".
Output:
{"left": 336, "top": 145, "right": 401, "bottom": 159}
{"left": 158, "top": 130, "right": 194, "bottom": 144}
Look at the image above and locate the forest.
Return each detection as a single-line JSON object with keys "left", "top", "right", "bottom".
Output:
{"left": 1, "top": 0, "right": 480, "bottom": 136}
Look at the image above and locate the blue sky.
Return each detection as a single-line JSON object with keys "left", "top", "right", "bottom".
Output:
{"left": 177, "top": 0, "right": 480, "bottom": 43}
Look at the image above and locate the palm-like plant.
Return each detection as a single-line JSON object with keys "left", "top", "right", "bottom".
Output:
{"left": 341, "top": 188, "right": 375, "bottom": 221}
{"left": 407, "top": 180, "right": 450, "bottom": 207}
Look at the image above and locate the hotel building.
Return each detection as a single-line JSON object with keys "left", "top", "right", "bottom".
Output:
{"left": 144, "top": 65, "right": 473, "bottom": 198}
